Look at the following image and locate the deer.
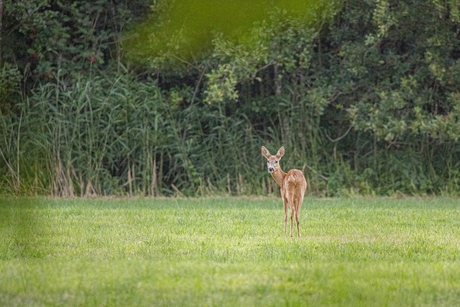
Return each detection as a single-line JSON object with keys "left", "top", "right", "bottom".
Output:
{"left": 261, "top": 146, "right": 307, "bottom": 237}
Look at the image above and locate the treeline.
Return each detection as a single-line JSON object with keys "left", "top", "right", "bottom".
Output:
{"left": 1, "top": 0, "right": 460, "bottom": 197}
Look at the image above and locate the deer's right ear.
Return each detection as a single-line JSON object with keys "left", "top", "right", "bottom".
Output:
{"left": 261, "top": 146, "right": 271, "bottom": 159}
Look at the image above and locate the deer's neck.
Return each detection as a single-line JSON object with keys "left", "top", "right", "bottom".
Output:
{"left": 270, "top": 168, "right": 287, "bottom": 188}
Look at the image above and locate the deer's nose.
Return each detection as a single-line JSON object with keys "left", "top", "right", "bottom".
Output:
{"left": 268, "top": 167, "right": 274, "bottom": 173}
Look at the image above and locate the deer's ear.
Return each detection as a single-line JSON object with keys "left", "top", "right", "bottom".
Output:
{"left": 276, "top": 146, "right": 285, "bottom": 159}
{"left": 261, "top": 146, "right": 271, "bottom": 159}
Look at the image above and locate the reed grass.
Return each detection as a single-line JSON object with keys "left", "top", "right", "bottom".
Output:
{"left": 1, "top": 69, "right": 460, "bottom": 197}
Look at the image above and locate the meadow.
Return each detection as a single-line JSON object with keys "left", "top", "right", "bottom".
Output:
{"left": 1, "top": 196, "right": 459, "bottom": 306}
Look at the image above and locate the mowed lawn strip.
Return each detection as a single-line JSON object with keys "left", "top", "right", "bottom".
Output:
{"left": 1, "top": 197, "right": 459, "bottom": 306}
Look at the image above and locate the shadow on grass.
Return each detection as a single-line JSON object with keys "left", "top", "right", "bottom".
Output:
{"left": 0, "top": 198, "right": 44, "bottom": 259}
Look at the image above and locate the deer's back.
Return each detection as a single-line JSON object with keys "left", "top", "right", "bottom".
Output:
{"left": 282, "top": 169, "right": 306, "bottom": 200}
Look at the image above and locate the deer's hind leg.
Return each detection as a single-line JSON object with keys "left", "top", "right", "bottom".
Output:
{"left": 295, "top": 207, "right": 301, "bottom": 237}
{"left": 295, "top": 193, "right": 305, "bottom": 237}
{"left": 283, "top": 197, "right": 288, "bottom": 236}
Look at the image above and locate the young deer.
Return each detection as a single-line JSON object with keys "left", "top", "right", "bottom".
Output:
{"left": 261, "top": 146, "right": 307, "bottom": 237}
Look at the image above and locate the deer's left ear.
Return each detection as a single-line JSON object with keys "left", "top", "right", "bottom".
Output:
{"left": 261, "top": 146, "right": 271, "bottom": 159}
{"left": 276, "top": 146, "right": 285, "bottom": 159}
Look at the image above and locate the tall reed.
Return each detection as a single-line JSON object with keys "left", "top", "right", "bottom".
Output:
{"left": 1, "top": 69, "right": 460, "bottom": 197}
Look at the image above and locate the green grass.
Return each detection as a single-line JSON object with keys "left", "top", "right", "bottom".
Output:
{"left": 1, "top": 197, "right": 460, "bottom": 306}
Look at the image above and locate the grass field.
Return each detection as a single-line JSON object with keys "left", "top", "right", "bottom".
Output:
{"left": 1, "top": 196, "right": 460, "bottom": 306}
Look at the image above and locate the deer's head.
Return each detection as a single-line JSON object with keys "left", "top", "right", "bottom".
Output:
{"left": 261, "top": 146, "right": 285, "bottom": 173}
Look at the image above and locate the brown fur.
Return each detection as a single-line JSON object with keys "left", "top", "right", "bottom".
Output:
{"left": 261, "top": 146, "right": 307, "bottom": 237}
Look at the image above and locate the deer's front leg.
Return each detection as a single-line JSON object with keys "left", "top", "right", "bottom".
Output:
{"left": 283, "top": 197, "right": 288, "bottom": 236}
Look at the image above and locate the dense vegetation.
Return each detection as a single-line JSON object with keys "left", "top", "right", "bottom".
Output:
{"left": 1, "top": 0, "right": 460, "bottom": 196}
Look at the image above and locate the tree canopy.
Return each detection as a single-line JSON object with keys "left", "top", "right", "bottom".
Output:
{"left": 1, "top": 0, "right": 460, "bottom": 196}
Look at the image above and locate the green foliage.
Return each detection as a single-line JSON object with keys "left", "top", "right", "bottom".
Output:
{"left": 123, "top": 0, "right": 339, "bottom": 61}
{"left": 343, "top": 0, "right": 460, "bottom": 143}
{"left": 0, "top": 69, "right": 267, "bottom": 196}
{"left": 1, "top": 0, "right": 460, "bottom": 196}
{"left": 0, "top": 63, "right": 22, "bottom": 113}
{"left": 2, "top": 0, "right": 148, "bottom": 84}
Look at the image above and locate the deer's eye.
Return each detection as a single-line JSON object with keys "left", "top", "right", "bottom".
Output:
{"left": 274, "top": 161, "right": 278, "bottom": 164}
